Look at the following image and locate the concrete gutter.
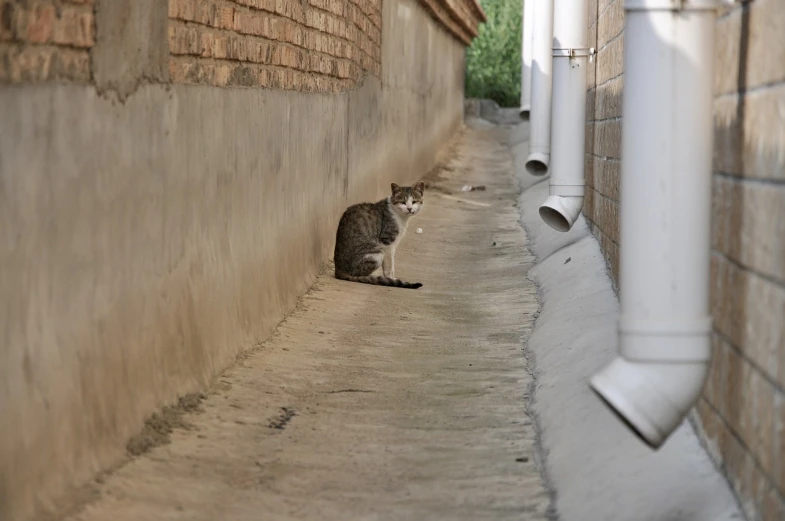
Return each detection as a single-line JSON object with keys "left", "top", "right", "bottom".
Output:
{"left": 510, "top": 122, "right": 743, "bottom": 521}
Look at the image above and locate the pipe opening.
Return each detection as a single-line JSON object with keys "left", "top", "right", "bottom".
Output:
{"left": 590, "top": 386, "right": 658, "bottom": 450}
{"left": 539, "top": 195, "right": 583, "bottom": 232}
{"left": 539, "top": 206, "right": 571, "bottom": 232}
{"left": 525, "top": 159, "right": 548, "bottom": 176}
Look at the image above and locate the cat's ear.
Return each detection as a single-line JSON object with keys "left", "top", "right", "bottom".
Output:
{"left": 391, "top": 183, "right": 400, "bottom": 193}
{"left": 414, "top": 181, "right": 425, "bottom": 193}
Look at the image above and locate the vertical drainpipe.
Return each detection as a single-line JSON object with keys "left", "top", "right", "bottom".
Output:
{"left": 520, "top": 0, "right": 535, "bottom": 115}
{"left": 538, "top": 0, "right": 593, "bottom": 232}
{"left": 589, "top": 0, "right": 719, "bottom": 449}
{"left": 525, "top": 0, "right": 554, "bottom": 176}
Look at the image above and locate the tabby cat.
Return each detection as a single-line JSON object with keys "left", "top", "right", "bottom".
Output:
{"left": 333, "top": 182, "right": 425, "bottom": 289}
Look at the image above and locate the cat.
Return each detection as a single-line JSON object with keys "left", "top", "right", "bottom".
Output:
{"left": 333, "top": 182, "right": 425, "bottom": 289}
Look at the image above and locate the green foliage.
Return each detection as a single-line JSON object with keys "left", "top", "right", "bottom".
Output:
{"left": 465, "top": 0, "right": 523, "bottom": 107}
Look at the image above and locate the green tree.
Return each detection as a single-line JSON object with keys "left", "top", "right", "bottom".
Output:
{"left": 465, "top": 0, "right": 523, "bottom": 107}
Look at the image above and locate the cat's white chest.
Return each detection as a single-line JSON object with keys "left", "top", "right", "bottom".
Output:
{"left": 390, "top": 216, "right": 409, "bottom": 248}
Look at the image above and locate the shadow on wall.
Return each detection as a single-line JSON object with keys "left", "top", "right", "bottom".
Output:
{"left": 703, "top": 6, "right": 785, "bottom": 519}
{"left": 706, "top": 0, "right": 752, "bottom": 486}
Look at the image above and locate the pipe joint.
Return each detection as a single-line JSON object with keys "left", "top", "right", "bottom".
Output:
{"left": 592, "top": 323, "right": 712, "bottom": 448}
{"left": 620, "top": 316, "right": 713, "bottom": 363}
{"left": 550, "top": 184, "right": 585, "bottom": 197}
{"left": 590, "top": 357, "right": 709, "bottom": 449}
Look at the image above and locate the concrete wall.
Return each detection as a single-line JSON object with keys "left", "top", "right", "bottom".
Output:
{"left": 582, "top": 1, "right": 785, "bottom": 519}
{"left": 0, "top": 1, "right": 481, "bottom": 520}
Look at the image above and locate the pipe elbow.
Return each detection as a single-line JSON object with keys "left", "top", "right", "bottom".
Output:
{"left": 538, "top": 195, "right": 583, "bottom": 232}
{"left": 587, "top": 0, "right": 716, "bottom": 452}
{"left": 526, "top": 152, "right": 550, "bottom": 176}
{"left": 589, "top": 357, "right": 709, "bottom": 449}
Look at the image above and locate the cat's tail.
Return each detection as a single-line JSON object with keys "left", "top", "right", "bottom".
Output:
{"left": 336, "top": 272, "right": 423, "bottom": 289}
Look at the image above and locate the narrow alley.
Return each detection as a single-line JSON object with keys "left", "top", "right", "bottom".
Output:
{"left": 4, "top": 0, "right": 782, "bottom": 517}
{"left": 66, "top": 121, "right": 553, "bottom": 521}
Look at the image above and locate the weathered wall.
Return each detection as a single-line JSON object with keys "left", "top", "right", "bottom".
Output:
{"left": 0, "top": 0, "right": 482, "bottom": 520}
{"left": 583, "top": 1, "right": 785, "bottom": 519}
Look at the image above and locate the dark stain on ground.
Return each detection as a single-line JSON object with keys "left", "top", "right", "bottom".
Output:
{"left": 422, "top": 161, "right": 459, "bottom": 195}
{"left": 422, "top": 180, "right": 453, "bottom": 196}
{"left": 126, "top": 393, "right": 205, "bottom": 456}
{"left": 267, "top": 407, "right": 297, "bottom": 430}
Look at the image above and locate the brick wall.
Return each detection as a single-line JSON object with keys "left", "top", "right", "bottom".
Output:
{"left": 583, "top": 0, "right": 622, "bottom": 287}
{"left": 583, "top": 1, "right": 785, "bottom": 519}
{"left": 0, "top": 0, "right": 95, "bottom": 82}
{"left": 167, "top": 0, "right": 381, "bottom": 91}
{"left": 1, "top": 0, "right": 483, "bottom": 91}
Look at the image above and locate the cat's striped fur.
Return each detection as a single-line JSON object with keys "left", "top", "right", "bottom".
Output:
{"left": 334, "top": 182, "right": 424, "bottom": 289}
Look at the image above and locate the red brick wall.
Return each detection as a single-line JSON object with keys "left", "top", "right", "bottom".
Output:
{"left": 0, "top": 0, "right": 94, "bottom": 82}
{"left": 1, "top": 0, "right": 484, "bottom": 90}
{"left": 167, "top": 0, "right": 381, "bottom": 91}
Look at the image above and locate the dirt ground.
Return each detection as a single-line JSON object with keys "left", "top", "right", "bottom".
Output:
{"left": 67, "top": 121, "right": 553, "bottom": 521}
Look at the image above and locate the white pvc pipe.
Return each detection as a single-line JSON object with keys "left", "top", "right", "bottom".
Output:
{"left": 525, "top": 0, "right": 553, "bottom": 176}
{"left": 538, "top": 0, "right": 590, "bottom": 232}
{"left": 520, "top": 0, "right": 534, "bottom": 114}
{"left": 589, "top": 0, "right": 718, "bottom": 449}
